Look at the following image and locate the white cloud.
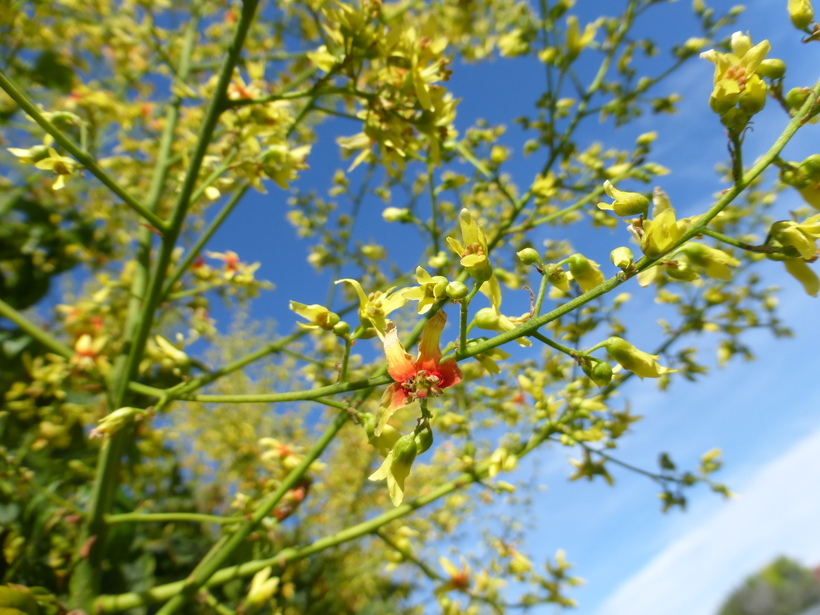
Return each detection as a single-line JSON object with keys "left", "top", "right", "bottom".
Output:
{"left": 593, "top": 426, "right": 820, "bottom": 615}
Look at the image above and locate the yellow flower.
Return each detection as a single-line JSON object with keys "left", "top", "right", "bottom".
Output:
{"left": 700, "top": 32, "right": 771, "bottom": 115}
{"left": 289, "top": 301, "right": 340, "bottom": 330}
{"left": 368, "top": 433, "right": 418, "bottom": 506}
{"left": 32, "top": 147, "right": 79, "bottom": 190}
{"left": 446, "top": 209, "right": 493, "bottom": 282}
{"left": 402, "top": 267, "right": 449, "bottom": 314}
{"left": 597, "top": 181, "right": 650, "bottom": 217}
{"left": 678, "top": 243, "right": 740, "bottom": 280}
{"left": 604, "top": 337, "right": 676, "bottom": 379}
{"left": 568, "top": 254, "right": 605, "bottom": 292}
{"left": 335, "top": 278, "right": 409, "bottom": 338}
{"left": 636, "top": 189, "right": 696, "bottom": 257}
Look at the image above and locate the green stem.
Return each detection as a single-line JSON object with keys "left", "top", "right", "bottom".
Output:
{"left": 105, "top": 512, "right": 241, "bottom": 525}
{"left": 153, "top": 409, "right": 348, "bottom": 615}
{"left": 161, "top": 184, "right": 248, "bottom": 299}
{"left": 455, "top": 79, "right": 820, "bottom": 361}
{"left": 530, "top": 331, "right": 577, "bottom": 359}
{"left": 0, "top": 297, "right": 73, "bottom": 358}
{"left": 76, "top": 4, "right": 255, "bottom": 606}
{"left": 700, "top": 228, "right": 785, "bottom": 254}
{"left": 533, "top": 267, "right": 550, "bottom": 317}
{"left": 339, "top": 337, "right": 352, "bottom": 381}
{"left": 180, "top": 374, "right": 391, "bottom": 404}
{"left": 459, "top": 283, "right": 481, "bottom": 354}
{"left": 0, "top": 71, "right": 166, "bottom": 233}
{"left": 94, "top": 420, "right": 560, "bottom": 613}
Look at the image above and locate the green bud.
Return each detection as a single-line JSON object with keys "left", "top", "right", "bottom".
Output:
{"left": 474, "top": 307, "right": 500, "bottom": 330}
{"left": 636, "top": 131, "right": 658, "bottom": 146}
{"left": 665, "top": 260, "right": 699, "bottom": 281}
{"left": 445, "top": 281, "right": 469, "bottom": 300}
{"left": 392, "top": 433, "right": 419, "bottom": 467}
{"left": 517, "top": 247, "right": 542, "bottom": 265}
{"left": 333, "top": 320, "right": 350, "bottom": 337}
{"left": 545, "top": 264, "right": 570, "bottom": 292}
{"left": 799, "top": 154, "right": 820, "bottom": 180}
{"left": 382, "top": 207, "right": 413, "bottom": 223}
{"left": 785, "top": 87, "right": 811, "bottom": 112}
{"left": 414, "top": 428, "right": 434, "bottom": 454}
{"left": 597, "top": 180, "right": 650, "bottom": 217}
{"left": 789, "top": 0, "right": 815, "bottom": 29}
{"left": 582, "top": 359, "right": 613, "bottom": 386}
{"left": 610, "top": 247, "right": 634, "bottom": 270}
{"left": 756, "top": 58, "right": 786, "bottom": 80}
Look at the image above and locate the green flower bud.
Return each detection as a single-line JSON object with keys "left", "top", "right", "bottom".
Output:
{"left": 333, "top": 320, "right": 350, "bottom": 337}
{"left": 604, "top": 337, "right": 676, "bottom": 379}
{"left": 756, "top": 58, "right": 786, "bottom": 79}
{"left": 474, "top": 307, "right": 500, "bottom": 330}
{"left": 414, "top": 427, "right": 434, "bottom": 454}
{"left": 785, "top": 87, "right": 811, "bottom": 112}
{"left": 382, "top": 207, "right": 413, "bottom": 223}
{"left": 90, "top": 407, "right": 147, "bottom": 438}
{"left": 789, "top": 0, "right": 815, "bottom": 29}
{"left": 665, "top": 260, "right": 699, "bottom": 281}
{"left": 799, "top": 154, "right": 820, "bottom": 180}
{"left": 636, "top": 131, "right": 658, "bottom": 146}
{"left": 445, "top": 281, "right": 469, "bottom": 300}
{"left": 597, "top": 181, "right": 650, "bottom": 217}
{"left": 582, "top": 359, "right": 613, "bottom": 386}
{"left": 544, "top": 264, "right": 570, "bottom": 292}
{"left": 610, "top": 247, "right": 634, "bottom": 270}
{"left": 517, "top": 247, "right": 542, "bottom": 266}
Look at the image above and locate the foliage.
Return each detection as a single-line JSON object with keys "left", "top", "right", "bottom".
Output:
{"left": 1, "top": 0, "right": 819, "bottom": 613}
{"left": 717, "top": 557, "right": 820, "bottom": 615}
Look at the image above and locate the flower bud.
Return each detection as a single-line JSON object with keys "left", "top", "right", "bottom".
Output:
{"left": 604, "top": 337, "right": 676, "bottom": 379}
{"left": 799, "top": 154, "right": 820, "bottom": 181}
{"left": 490, "top": 145, "right": 509, "bottom": 165}
{"left": 785, "top": 87, "right": 812, "bottom": 112}
{"left": 756, "top": 58, "right": 786, "bottom": 80}
{"left": 665, "top": 260, "right": 699, "bottom": 281}
{"left": 332, "top": 320, "right": 350, "bottom": 337}
{"left": 246, "top": 567, "right": 280, "bottom": 609}
{"left": 581, "top": 359, "right": 613, "bottom": 386}
{"left": 90, "top": 407, "right": 147, "bottom": 438}
{"left": 544, "top": 264, "right": 570, "bottom": 292}
{"left": 382, "top": 207, "right": 413, "bottom": 223}
{"left": 290, "top": 301, "right": 341, "bottom": 331}
{"left": 474, "top": 307, "right": 500, "bottom": 330}
{"left": 568, "top": 254, "right": 605, "bottom": 292}
{"left": 610, "top": 247, "right": 634, "bottom": 270}
{"left": 517, "top": 247, "right": 542, "bottom": 266}
{"left": 597, "top": 181, "right": 650, "bottom": 217}
{"left": 789, "top": 0, "right": 815, "bottom": 29}
{"left": 414, "top": 427, "right": 434, "bottom": 454}
{"left": 445, "top": 281, "right": 469, "bottom": 300}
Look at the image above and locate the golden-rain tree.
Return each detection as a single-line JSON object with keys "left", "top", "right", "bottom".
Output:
{"left": 1, "top": 0, "right": 819, "bottom": 613}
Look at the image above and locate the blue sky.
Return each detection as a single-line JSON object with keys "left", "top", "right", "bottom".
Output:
{"left": 203, "top": 0, "right": 820, "bottom": 612}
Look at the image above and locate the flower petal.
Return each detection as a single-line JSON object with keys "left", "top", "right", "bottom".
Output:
{"left": 416, "top": 310, "right": 446, "bottom": 371}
